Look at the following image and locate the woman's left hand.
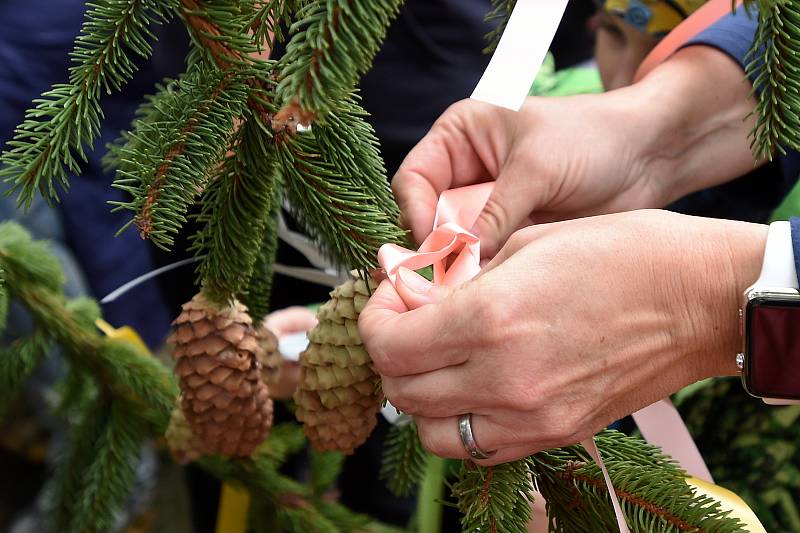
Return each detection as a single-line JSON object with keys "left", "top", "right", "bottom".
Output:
{"left": 263, "top": 306, "right": 318, "bottom": 400}
{"left": 359, "top": 210, "right": 765, "bottom": 465}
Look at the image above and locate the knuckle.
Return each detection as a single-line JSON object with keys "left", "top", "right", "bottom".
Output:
{"left": 365, "top": 339, "right": 404, "bottom": 378}
{"left": 416, "top": 424, "right": 452, "bottom": 457}
{"left": 480, "top": 196, "right": 510, "bottom": 236}
{"left": 381, "top": 382, "right": 414, "bottom": 414}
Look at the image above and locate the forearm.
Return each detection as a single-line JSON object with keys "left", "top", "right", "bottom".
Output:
{"left": 615, "top": 45, "right": 761, "bottom": 206}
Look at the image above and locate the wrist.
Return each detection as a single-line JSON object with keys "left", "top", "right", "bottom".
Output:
{"left": 621, "top": 46, "right": 759, "bottom": 206}
{"left": 689, "top": 219, "right": 767, "bottom": 378}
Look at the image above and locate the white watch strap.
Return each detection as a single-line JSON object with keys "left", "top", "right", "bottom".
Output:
{"left": 749, "top": 221, "right": 798, "bottom": 291}
{"left": 747, "top": 221, "right": 800, "bottom": 405}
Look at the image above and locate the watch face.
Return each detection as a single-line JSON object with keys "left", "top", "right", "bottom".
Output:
{"left": 745, "top": 298, "right": 800, "bottom": 399}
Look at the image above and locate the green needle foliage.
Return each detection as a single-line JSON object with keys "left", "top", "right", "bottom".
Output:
{"left": 178, "top": 0, "right": 263, "bottom": 67}
{"left": 110, "top": 63, "right": 251, "bottom": 249}
{"left": 746, "top": 0, "right": 800, "bottom": 160}
{"left": 190, "top": 111, "right": 281, "bottom": 305}
{"left": 0, "top": 268, "right": 7, "bottom": 334}
{"left": 242, "top": 210, "right": 281, "bottom": 321}
{"left": 52, "top": 400, "right": 116, "bottom": 531}
{"left": 0, "top": 222, "right": 395, "bottom": 532}
{"left": 276, "top": 0, "right": 405, "bottom": 122}
{"left": 277, "top": 103, "right": 405, "bottom": 270}
{"left": 380, "top": 421, "right": 431, "bottom": 497}
{"left": 249, "top": 0, "right": 309, "bottom": 48}
{"left": 0, "top": 331, "right": 52, "bottom": 414}
{"left": 0, "top": 0, "right": 786, "bottom": 531}
{"left": 0, "top": 0, "right": 179, "bottom": 207}
{"left": 310, "top": 449, "right": 346, "bottom": 496}
{"left": 484, "top": 0, "right": 518, "bottom": 53}
{"left": 314, "top": 97, "right": 402, "bottom": 222}
{"left": 532, "top": 431, "right": 746, "bottom": 533}
{"left": 66, "top": 402, "right": 147, "bottom": 533}
{"left": 452, "top": 458, "right": 535, "bottom": 533}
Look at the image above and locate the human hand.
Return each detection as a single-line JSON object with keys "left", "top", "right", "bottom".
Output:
{"left": 394, "top": 47, "right": 759, "bottom": 258}
{"left": 263, "top": 306, "right": 318, "bottom": 400}
{"left": 359, "top": 210, "right": 766, "bottom": 464}
{"left": 393, "top": 96, "right": 660, "bottom": 258}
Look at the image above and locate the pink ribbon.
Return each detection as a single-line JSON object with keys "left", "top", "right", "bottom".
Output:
{"left": 377, "top": 183, "right": 711, "bottom": 531}
{"left": 378, "top": 183, "right": 493, "bottom": 309}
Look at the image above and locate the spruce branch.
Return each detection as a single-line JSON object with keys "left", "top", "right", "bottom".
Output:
{"left": 109, "top": 63, "right": 250, "bottom": 248}
{"left": 484, "top": 0, "right": 518, "bottom": 53}
{"left": 315, "top": 499, "right": 406, "bottom": 533}
{"left": 0, "top": 225, "right": 177, "bottom": 428}
{"left": 310, "top": 449, "right": 345, "bottom": 497}
{"left": 274, "top": 0, "right": 404, "bottom": 125}
{"left": 746, "top": 0, "right": 800, "bottom": 159}
{"left": 249, "top": 0, "right": 309, "bottom": 48}
{"left": 0, "top": 221, "right": 65, "bottom": 292}
{"left": 2, "top": 223, "right": 382, "bottom": 533}
{"left": 452, "top": 459, "right": 535, "bottom": 533}
{"left": 276, "top": 112, "right": 405, "bottom": 270}
{"left": 180, "top": 0, "right": 262, "bottom": 68}
{"left": 241, "top": 211, "right": 280, "bottom": 321}
{"left": 190, "top": 110, "right": 282, "bottom": 304}
{"left": 0, "top": 267, "right": 7, "bottom": 335}
{"left": 313, "top": 97, "right": 402, "bottom": 222}
{"left": 68, "top": 402, "right": 148, "bottom": 533}
{"left": 380, "top": 420, "right": 430, "bottom": 497}
{"left": 532, "top": 431, "right": 747, "bottom": 533}
{"left": 52, "top": 400, "right": 113, "bottom": 531}
{"left": 0, "top": 0, "right": 178, "bottom": 207}
{"left": 0, "top": 331, "right": 53, "bottom": 415}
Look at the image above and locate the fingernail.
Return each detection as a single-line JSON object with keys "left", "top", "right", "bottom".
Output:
{"left": 398, "top": 267, "right": 432, "bottom": 294}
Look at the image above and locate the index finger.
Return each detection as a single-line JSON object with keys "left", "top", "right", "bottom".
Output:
{"left": 358, "top": 280, "right": 468, "bottom": 378}
{"left": 392, "top": 107, "right": 495, "bottom": 244}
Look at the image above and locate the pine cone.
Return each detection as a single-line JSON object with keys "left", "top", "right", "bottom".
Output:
{"left": 256, "top": 325, "right": 281, "bottom": 388}
{"left": 165, "top": 407, "right": 205, "bottom": 465}
{"left": 294, "top": 276, "right": 381, "bottom": 454}
{"left": 169, "top": 293, "right": 273, "bottom": 457}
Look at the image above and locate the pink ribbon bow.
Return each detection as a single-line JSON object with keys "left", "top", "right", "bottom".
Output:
{"left": 378, "top": 182, "right": 493, "bottom": 310}
{"left": 377, "top": 183, "right": 712, "bottom": 532}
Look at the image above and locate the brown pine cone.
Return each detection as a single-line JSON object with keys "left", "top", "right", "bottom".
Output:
{"left": 169, "top": 292, "right": 273, "bottom": 457}
{"left": 294, "top": 276, "right": 381, "bottom": 454}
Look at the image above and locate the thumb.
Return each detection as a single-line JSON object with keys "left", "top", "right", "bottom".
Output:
{"left": 395, "top": 267, "right": 450, "bottom": 310}
{"left": 474, "top": 168, "right": 551, "bottom": 258}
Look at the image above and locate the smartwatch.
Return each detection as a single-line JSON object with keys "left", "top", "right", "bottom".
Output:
{"left": 739, "top": 220, "right": 800, "bottom": 405}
